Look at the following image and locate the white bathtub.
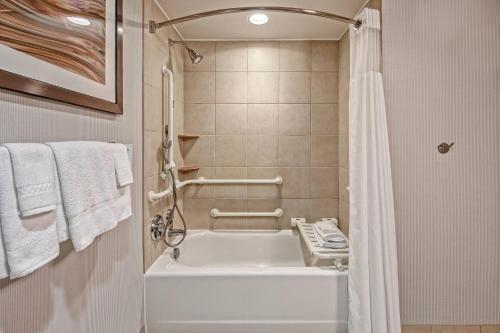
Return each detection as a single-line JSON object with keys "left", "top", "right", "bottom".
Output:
{"left": 144, "top": 230, "right": 348, "bottom": 333}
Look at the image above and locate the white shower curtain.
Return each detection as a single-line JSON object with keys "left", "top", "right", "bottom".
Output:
{"left": 348, "top": 8, "right": 401, "bottom": 333}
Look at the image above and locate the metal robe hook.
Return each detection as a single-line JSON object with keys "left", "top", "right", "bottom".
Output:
{"left": 437, "top": 142, "right": 454, "bottom": 154}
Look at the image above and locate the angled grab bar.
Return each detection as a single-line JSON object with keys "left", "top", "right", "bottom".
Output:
{"left": 148, "top": 176, "right": 283, "bottom": 202}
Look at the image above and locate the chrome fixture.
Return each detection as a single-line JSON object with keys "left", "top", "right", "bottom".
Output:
{"left": 150, "top": 6, "right": 362, "bottom": 33}
{"left": 168, "top": 39, "right": 203, "bottom": 64}
{"left": 437, "top": 142, "right": 455, "bottom": 154}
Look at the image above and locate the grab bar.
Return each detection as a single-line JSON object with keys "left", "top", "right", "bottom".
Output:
{"left": 149, "top": 176, "right": 283, "bottom": 202}
{"left": 210, "top": 208, "right": 284, "bottom": 218}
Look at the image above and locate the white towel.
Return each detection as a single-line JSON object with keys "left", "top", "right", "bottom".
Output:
{"left": 2, "top": 143, "right": 57, "bottom": 217}
{"left": 313, "top": 221, "right": 348, "bottom": 249}
{"left": 111, "top": 143, "right": 133, "bottom": 186}
{"left": 47, "top": 142, "right": 132, "bottom": 252}
{"left": 0, "top": 147, "right": 60, "bottom": 279}
{"left": 49, "top": 149, "right": 70, "bottom": 242}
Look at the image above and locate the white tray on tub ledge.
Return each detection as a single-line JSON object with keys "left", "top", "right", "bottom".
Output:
{"left": 296, "top": 222, "right": 349, "bottom": 268}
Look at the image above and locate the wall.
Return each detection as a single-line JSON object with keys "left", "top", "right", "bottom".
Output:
{"left": 142, "top": 0, "right": 185, "bottom": 270}
{"left": 383, "top": 0, "right": 500, "bottom": 326}
{"left": 0, "top": 0, "right": 144, "bottom": 332}
{"left": 181, "top": 41, "right": 340, "bottom": 229}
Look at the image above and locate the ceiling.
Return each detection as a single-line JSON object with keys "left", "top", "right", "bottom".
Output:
{"left": 155, "top": 0, "right": 367, "bottom": 40}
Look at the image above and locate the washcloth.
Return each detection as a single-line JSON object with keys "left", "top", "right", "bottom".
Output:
{"left": 2, "top": 143, "right": 57, "bottom": 217}
{"left": 111, "top": 144, "right": 133, "bottom": 186}
{"left": 314, "top": 222, "right": 345, "bottom": 243}
{"left": 0, "top": 147, "right": 60, "bottom": 279}
{"left": 47, "top": 142, "right": 132, "bottom": 251}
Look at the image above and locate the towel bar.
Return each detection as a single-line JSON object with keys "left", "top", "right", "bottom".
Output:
{"left": 210, "top": 208, "right": 284, "bottom": 218}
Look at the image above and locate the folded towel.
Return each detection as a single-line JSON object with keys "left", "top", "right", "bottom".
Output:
{"left": 111, "top": 143, "right": 133, "bottom": 186}
{"left": 2, "top": 143, "right": 57, "bottom": 217}
{"left": 0, "top": 219, "right": 8, "bottom": 279}
{"left": 314, "top": 223, "right": 345, "bottom": 243}
{"left": 0, "top": 147, "right": 60, "bottom": 279}
{"left": 47, "top": 142, "right": 132, "bottom": 251}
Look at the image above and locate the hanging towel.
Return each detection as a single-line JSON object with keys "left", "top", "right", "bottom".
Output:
{"left": 49, "top": 149, "right": 70, "bottom": 242}
{"left": 0, "top": 147, "right": 60, "bottom": 279}
{"left": 111, "top": 143, "right": 133, "bottom": 186}
{"left": 2, "top": 143, "right": 57, "bottom": 217}
{"left": 47, "top": 142, "right": 132, "bottom": 251}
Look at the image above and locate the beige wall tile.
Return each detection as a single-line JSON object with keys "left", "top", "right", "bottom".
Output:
{"left": 312, "top": 41, "right": 339, "bottom": 71}
{"left": 248, "top": 72, "right": 279, "bottom": 103}
{"left": 312, "top": 72, "right": 339, "bottom": 103}
{"left": 281, "top": 199, "right": 311, "bottom": 227}
{"left": 311, "top": 136, "right": 338, "bottom": 167}
{"left": 213, "top": 199, "right": 246, "bottom": 229}
{"left": 180, "top": 167, "right": 215, "bottom": 198}
{"left": 401, "top": 325, "right": 432, "bottom": 333}
{"left": 311, "top": 104, "right": 338, "bottom": 135}
{"left": 279, "top": 167, "right": 310, "bottom": 198}
{"left": 184, "top": 42, "right": 215, "bottom": 72}
{"left": 247, "top": 135, "right": 279, "bottom": 167}
{"left": 247, "top": 199, "right": 281, "bottom": 229}
{"left": 216, "top": 42, "right": 248, "bottom": 71}
{"left": 310, "top": 199, "right": 339, "bottom": 221}
{"left": 279, "top": 41, "right": 311, "bottom": 71}
{"left": 279, "top": 72, "right": 311, "bottom": 103}
{"left": 339, "top": 166, "right": 349, "bottom": 203}
{"left": 311, "top": 167, "right": 339, "bottom": 199}
{"left": 338, "top": 94, "right": 349, "bottom": 136}
{"left": 184, "top": 104, "right": 215, "bottom": 135}
{"left": 183, "top": 198, "right": 215, "bottom": 229}
{"left": 184, "top": 72, "right": 215, "bottom": 103}
{"left": 182, "top": 135, "right": 215, "bottom": 166}
{"left": 143, "top": 175, "right": 168, "bottom": 223}
{"left": 248, "top": 41, "right": 280, "bottom": 71}
{"left": 247, "top": 167, "right": 280, "bottom": 198}
{"left": 279, "top": 104, "right": 311, "bottom": 135}
{"left": 216, "top": 104, "right": 247, "bottom": 135}
{"left": 147, "top": 36, "right": 169, "bottom": 90}
{"left": 214, "top": 167, "right": 247, "bottom": 198}
{"left": 215, "top": 135, "right": 246, "bottom": 166}
{"left": 432, "top": 326, "right": 480, "bottom": 333}
{"left": 279, "top": 135, "right": 311, "bottom": 167}
{"left": 481, "top": 326, "right": 500, "bottom": 333}
{"left": 144, "top": 84, "right": 163, "bottom": 132}
{"left": 144, "top": 130, "right": 162, "bottom": 178}
{"left": 338, "top": 134, "right": 349, "bottom": 169}
{"left": 216, "top": 72, "right": 247, "bottom": 103}
{"left": 247, "top": 104, "right": 278, "bottom": 135}
{"left": 338, "top": 200, "right": 349, "bottom": 235}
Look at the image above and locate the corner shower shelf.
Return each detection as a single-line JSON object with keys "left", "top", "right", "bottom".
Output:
{"left": 177, "top": 134, "right": 199, "bottom": 140}
{"left": 296, "top": 222, "right": 349, "bottom": 264}
{"left": 177, "top": 166, "right": 200, "bottom": 174}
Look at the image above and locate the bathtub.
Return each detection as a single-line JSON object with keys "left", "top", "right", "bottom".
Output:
{"left": 144, "top": 230, "right": 348, "bottom": 333}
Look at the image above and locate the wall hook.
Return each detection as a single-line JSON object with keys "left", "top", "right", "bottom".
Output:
{"left": 437, "top": 142, "right": 454, "bottom": 154}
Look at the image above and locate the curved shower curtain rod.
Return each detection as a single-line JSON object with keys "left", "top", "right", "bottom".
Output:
{"left": 149, "top": 6, "right": 363, "bottom": 33}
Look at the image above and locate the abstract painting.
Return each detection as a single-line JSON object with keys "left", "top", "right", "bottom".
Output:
{"left": 0, "top": 0, "right": 122, "bottom": 114}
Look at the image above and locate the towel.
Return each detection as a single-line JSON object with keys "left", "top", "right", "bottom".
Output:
{"left": 49, "top": 149, "right": 70, "bottom": 242}
{"left": 47, "top": 142, "right": 132, "bottom": 251}
{"left": 111, "top": 144, "right": 133, "bottom": 186}
{"left": 2, "top": 143, "right": 57, "bottom": 217}
{"left": 313, "top": 221, "right": 348, "bottom": 249}
{"left": 0, "top": 147, "right": 60, "bottom": 279}
{"left": 0, "top": 217, "right": 8, "bottom": 279}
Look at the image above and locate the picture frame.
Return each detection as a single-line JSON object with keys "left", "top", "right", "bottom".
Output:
{"left": 0, "top": 0, "right": 123, "bottom": 114}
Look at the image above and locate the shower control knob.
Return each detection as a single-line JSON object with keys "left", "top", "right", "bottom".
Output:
{"left": 151, "top": 214, "right": 166, "bottom": 241}
{"left": 437, "top": 142, "right": 454, "bottom": 154}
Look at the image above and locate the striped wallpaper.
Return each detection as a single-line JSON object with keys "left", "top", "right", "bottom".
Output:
{"left": 382, "top": 0, "right": 500, "bottom": 324}
{"left": 0, "top": 0, "right": 144, "bottom": 332}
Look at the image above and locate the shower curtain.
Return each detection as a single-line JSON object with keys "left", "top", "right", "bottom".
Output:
{"left": 348, "top": 8, "right": 401, "bottom": 333}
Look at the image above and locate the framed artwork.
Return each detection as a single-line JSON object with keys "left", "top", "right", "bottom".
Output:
{"left": 0, "top": 0, "right": 123, "bottom": 114}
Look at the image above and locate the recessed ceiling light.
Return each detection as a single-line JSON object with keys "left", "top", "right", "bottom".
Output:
{"left": 248, "top": 13, "right": 269, "bottom": 25}
{"left": 66, "top": 16, "right": 91, "bottom": 26}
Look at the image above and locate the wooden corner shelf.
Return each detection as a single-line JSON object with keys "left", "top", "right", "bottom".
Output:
{"left": 177, "top": 166, "right": 200, "bottom": 174}
{"left": 178, "top": 134, "right": 199, "bottom": 140}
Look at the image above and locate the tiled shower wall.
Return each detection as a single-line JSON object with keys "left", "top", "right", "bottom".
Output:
{"left": 142, "top": 0, "right": 185, "bottom": 270}
{"left": 181, "top": 41, "right": 340, "bottom": 229}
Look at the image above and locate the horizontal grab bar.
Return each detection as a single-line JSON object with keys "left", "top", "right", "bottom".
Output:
{"left": 210, "top": 208, "right": 284, "bottom": 218}
{"left": 148, "top": 176, "right": 283, "bottom": 202}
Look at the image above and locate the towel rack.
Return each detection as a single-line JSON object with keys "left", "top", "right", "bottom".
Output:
{"left": 149, "top": 176, "right": 283, "bottom": 202}
{"left": 210, "top": 208, "right": 284, "bottom": 218}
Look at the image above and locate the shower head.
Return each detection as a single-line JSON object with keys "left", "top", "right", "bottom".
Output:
{"left": 168, "top": 39, "right": 203, "bottom": 64}
{"left": 186, "top": 47, "right": 203, "bottom": 64}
